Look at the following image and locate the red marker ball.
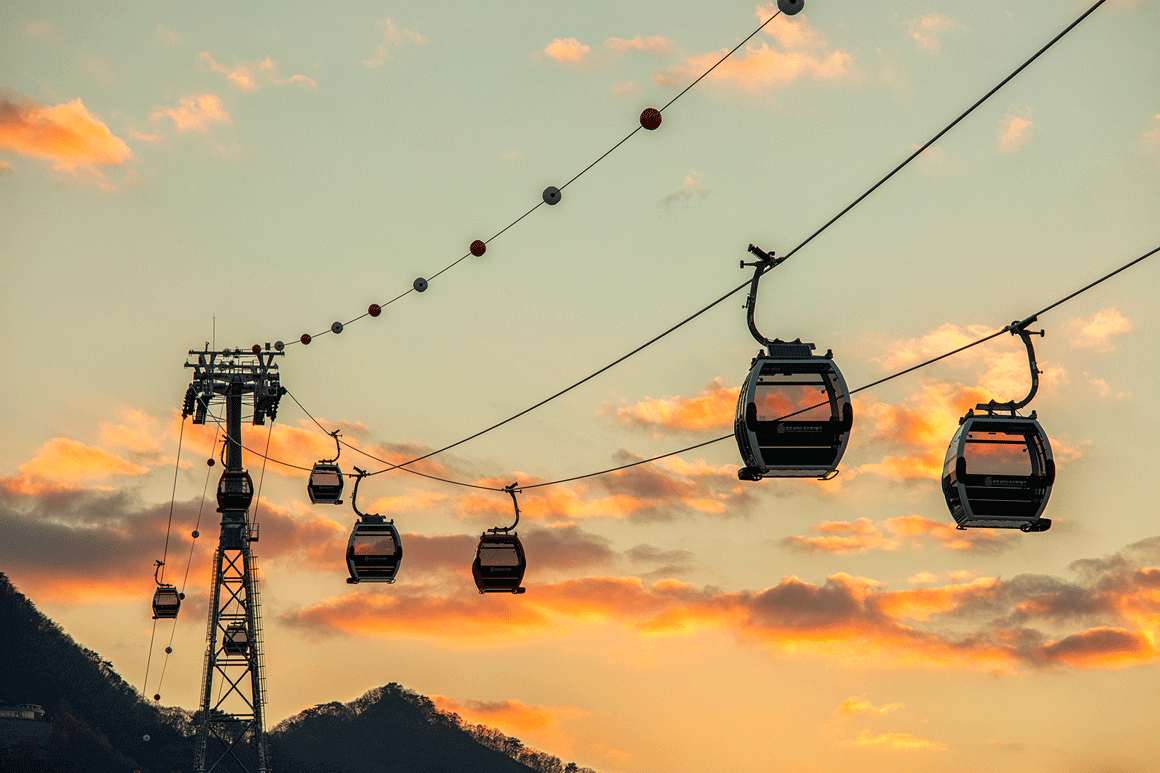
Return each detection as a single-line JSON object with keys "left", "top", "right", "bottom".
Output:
{"left": 470, "top": 240, "right": 486, "bottom": 257}
{"left": 368, "top": 303, "right": 382, "bottom": 317}
{"left": 153, "top": 694, "right": 160, "bottom": 702}
{"left": 300, "top": 333, "right": 311, "bottom": 345}
{"left": 252, "top": 344, "right": 261, "bottom": 354}
{"left": 207, "top": 458, "right": 215, "bottom": 467}
{"left": 640, "top": 108, "right": 662, "bottom": 130}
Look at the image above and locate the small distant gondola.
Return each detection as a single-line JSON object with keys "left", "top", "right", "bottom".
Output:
{"left": 345, "top": 468, "right": 402, "bottom": 583}
{"left": 733, "top": 245, "right": 853, "bottom": 480}
{"left": 473, "top": 484, "right": 527, "bottom": 594}
{"left": 308, "top": 430, "right": 344, "bottom": 505}
{"left": 223, "top": 623, "right": 249, "bottom": 655}
{"left": 216, "top": 469, "right": 254, "bottom": 512}
{"left": 942, "top": 318, "right": 1055, "bottom": 531}
{"left": 151, "top": 560, "right": 181, "bottom": 620}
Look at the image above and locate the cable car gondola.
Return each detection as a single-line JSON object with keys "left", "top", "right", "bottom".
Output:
{"left": 223, "top": 623, "right": 249, "bottom": 655}
{"left": 345, "top": 468, "right": 402, "bottom": 583}
{"left": 473, "top": 484, "right": 527, "bottom": 594}
{"left": 942, "top": 318, "right": 1055, "bottom": 532}
{"left": 733, "top": 245, "right": 853, "bottom": 480}
{"left": 151, "top": 560, "right": 181, "bottom": 620}
{"left": 216, "top": 469, "right": 254, "bottom": 512}
{"left": 308, "top": 430, "right": 344, "bottom": 505}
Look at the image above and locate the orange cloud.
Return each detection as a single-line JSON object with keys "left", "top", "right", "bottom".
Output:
{"left": 1066, "top": 307, "right": 1132, "bottom": 351}
{"left": 835, "top": 696, "right": 904, "bottom": 716}
{"left": 281, "top": 543, "right": 1160, "bottom": 675}
{"left": 655, "top": 13, "right": 849, "bottom": 91}
{"left": 783, "top": 515, "right": 1007, "bottom": 554}
{"left": 999, "top": 108, "right": 1034, "bottom": 151}
{"left": 430, "top": 696, "right": 586, "bottom": 733}
{"left": 854, "top": 730, "right": 947, "bottom": 751}
{"left": 16, "top": 437, "right": 150, "bottom": 484}
{"left": 543, "top": 38, "right": 591, "bottom": 65}
{"left": 151, "top": 94, "right": 230, "bottom": 132}
{"left": 0, "top": 90, "right": 132, "bottom": 173}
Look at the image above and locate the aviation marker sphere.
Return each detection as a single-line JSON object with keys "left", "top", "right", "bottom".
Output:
{"left": 413, "top": 277, "right": 428, "bottom": 293}
{"left": 640, "top": 108, "right": 662, "bottom": 130}
{"left": 274, "top": 340, "right": 285, "bottom": 351}
{"left": 368, "top": 303, "right": 382, "bottom": 317}
{"left": 192, "top": 530, "right": 199, "bottom": 538}
{"left": 178, "top": 592, "right": 186, "bottom": 600}
{"left": 252, "top": 344, "right": 261, "bottom": 354}
{"left": 331, "top": 321, "right": 344, "bottom": 335}
{"left": 777, "top": 0, "right": 804, "bottom": 15}
{"left": 542, "top": 186, "right": 561, "bottom": 205}
{"left": 470, "top": 240, "right": 487, "bottom": 257}
{"left": 300, "top": 333, "right": 312, "bottom": 345}
{"left": 153, "top": 695, "right": 160, "bottom": 702}
{"left": 206, "top": 458, "right": 215, "bottom": 467}
{"left": 165, "top": 647, "right": 172, "bottom": 654}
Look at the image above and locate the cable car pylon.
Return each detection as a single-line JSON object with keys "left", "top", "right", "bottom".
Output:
{"left": 184, "top": 345, "right": 284, "bottom": 773}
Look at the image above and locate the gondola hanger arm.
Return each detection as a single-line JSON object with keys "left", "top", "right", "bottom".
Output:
{"left": 490, "top": 483, "right": 521, "bottom": 533}
{"left": 351, "top": 466, "right": 370, "bottom": 520}
{"left": 324, "top": 429, "right": 341, "bottom": 464}
{"left": 978, "top": 317, "right": 1044, "bottom": 413}
{"left": 740, "top": 244, "right": 788, "bottom": 349}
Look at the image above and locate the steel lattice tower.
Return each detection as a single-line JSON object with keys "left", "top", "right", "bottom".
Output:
{"left": 184, "top": 346, "right": 284, "bottom": 773}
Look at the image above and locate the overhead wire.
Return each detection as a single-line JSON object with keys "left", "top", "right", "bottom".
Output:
{"left": 318, "top": 0, "right": 1112, "bottom": 478}
{"left": 278, "top": 243, "right": 1158, "bottom": 492}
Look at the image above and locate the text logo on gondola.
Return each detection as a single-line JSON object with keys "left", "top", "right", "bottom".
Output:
{"left": 983, "top": 476, "right": 1028, "bottom": 488}
{"left": 778, "top": 425, "right": 822, "bottom": 433}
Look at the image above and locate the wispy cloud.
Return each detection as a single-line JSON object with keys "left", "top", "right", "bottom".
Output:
{"left": 199, "top": 52, "right": 318, "bottom": 91}
{"left": 782, "top": 516, "right": 1006, "bottom": 554}
{"left": 835, "top": 696, "right": 904, "bottom": 716}
{"left": 606, "top": 35, "right": 672, "bottom": 55}
{"left": 151, "top": 94, "right": 230, "bottom": 132}
{"left": 0, "top": 90, "right": 132, "bottom": 179}
{"left": 658, "top": 170, "right": 710, "bottom": 210}
{"left": 909, "top": 14, "right": 958, "bottom": 52}
{"left": 364, "top": 19, "right": 426, "bottom": 68}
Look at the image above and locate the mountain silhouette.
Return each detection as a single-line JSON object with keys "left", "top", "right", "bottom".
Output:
{"left": 0, "top": 573, "right": 597, "bottom": 773}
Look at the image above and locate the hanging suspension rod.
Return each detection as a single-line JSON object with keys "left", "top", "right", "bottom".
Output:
{"left": 741, "top": 243, "right": 788, "bottom": 349}
{"left": 489, "top": 483, "right": 521, "bottom": 534}
{"left": 977, "top": 316, "right": 1045, "bottom": 413}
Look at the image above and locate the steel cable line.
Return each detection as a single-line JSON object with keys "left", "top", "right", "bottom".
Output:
{"left": 280, "top": 7, "right": 789, "bottom": 350}
{"left": 332, "top": 0, "right": 1111, "bottom": 478}
{"left": 277, "top": 243, "right": 1158, "bottom": 492}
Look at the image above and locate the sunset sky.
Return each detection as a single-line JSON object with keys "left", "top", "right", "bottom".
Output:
{"left": 2, "top": 1, "right": 1159, "bottom": 771}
